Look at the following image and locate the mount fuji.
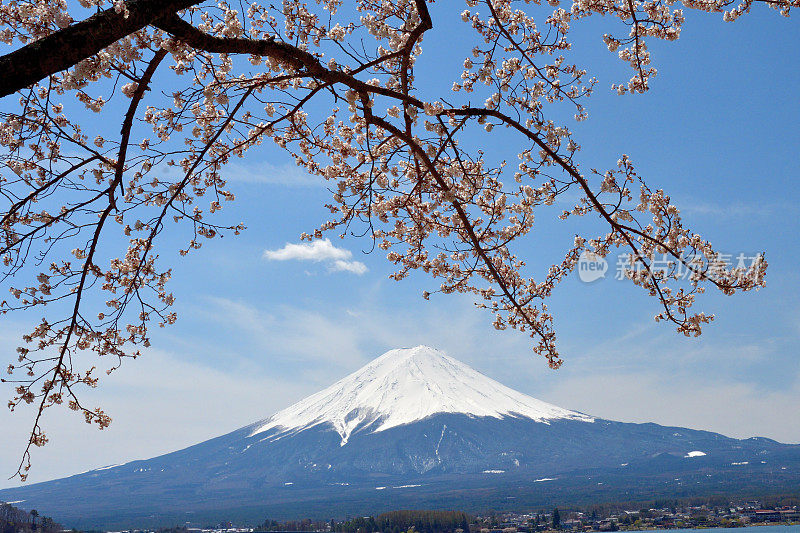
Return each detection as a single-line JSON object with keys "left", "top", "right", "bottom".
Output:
{"left": 1, "top": 346, "right": 799, "bottom": 529}
{"left": 251, "top": 346, "right": 593, "bottom": 446}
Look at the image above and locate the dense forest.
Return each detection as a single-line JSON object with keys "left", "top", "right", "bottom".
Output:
{"left": 0, "top": 503, "right": 61, "bottom": 533}
{"left": 332, "top": 511, "right": 471, "bottom": 533}
{"left": 254, "top": 511, "right": 471, "bottom": 533}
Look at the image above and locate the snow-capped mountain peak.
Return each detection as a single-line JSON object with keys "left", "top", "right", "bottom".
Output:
{"left": 250, "top": 345, "right": 593, "bottom": 445}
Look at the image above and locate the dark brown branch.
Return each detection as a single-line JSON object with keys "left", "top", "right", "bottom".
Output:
{"left": 0, "top": 0, "right": 200, "bottom": 98}
{"left": 111, "top": 49, "right": 169, "bottom": 209}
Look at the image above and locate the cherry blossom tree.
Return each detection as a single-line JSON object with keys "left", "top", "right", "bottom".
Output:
{"left": 0, "top": 0, "right": 786, "bottom": 480}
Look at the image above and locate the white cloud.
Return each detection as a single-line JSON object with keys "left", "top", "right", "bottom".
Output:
{"left": 264, "top": 239, "right": 349, "bottom": 262}
{"left": 263, "top": 239, "right": 368, "bottom": 275}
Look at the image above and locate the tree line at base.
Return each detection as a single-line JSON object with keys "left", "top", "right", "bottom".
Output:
{"left": 0, "top": 503, "right": 62, "bottom": 533}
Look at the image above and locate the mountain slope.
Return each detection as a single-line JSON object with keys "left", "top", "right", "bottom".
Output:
{"left": 1, "top": 346, "right": 799, "bottom": 529}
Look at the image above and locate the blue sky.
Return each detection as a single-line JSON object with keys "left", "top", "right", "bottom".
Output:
{"left": 1, "top": 4, "right": 799, "bottom": 488}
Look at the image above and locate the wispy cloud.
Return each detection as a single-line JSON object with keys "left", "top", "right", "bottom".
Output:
{"left": 0, "top": 343, "right": 305, "bottom": 488}
{"left": 263, "top": 239, "right": 368, "bottom": 275}
{"left": 677, "top": 199, "right": 797, "bottom": 219}
{"left": 543, "top": 371, "right": 800, "bottom": 444}
{"left": 148, "top": 159, "right": 324, "bottom": 188}
{"left": 331, "top": 259, "right": 368, "bottom": 275}
{"left": 223, "top": 161, "right": 323, "bottom": 187}
{"left": 184, "top": 294, "right": 800, "bottom": 446}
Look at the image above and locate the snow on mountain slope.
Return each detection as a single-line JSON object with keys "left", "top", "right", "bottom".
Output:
{"left": 251, "top": 345, "right": 593, "bottom": 445}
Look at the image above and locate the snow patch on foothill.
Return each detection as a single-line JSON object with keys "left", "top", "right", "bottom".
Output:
{"left": 685, "top": 451, "right": 707, "bottom": 458}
